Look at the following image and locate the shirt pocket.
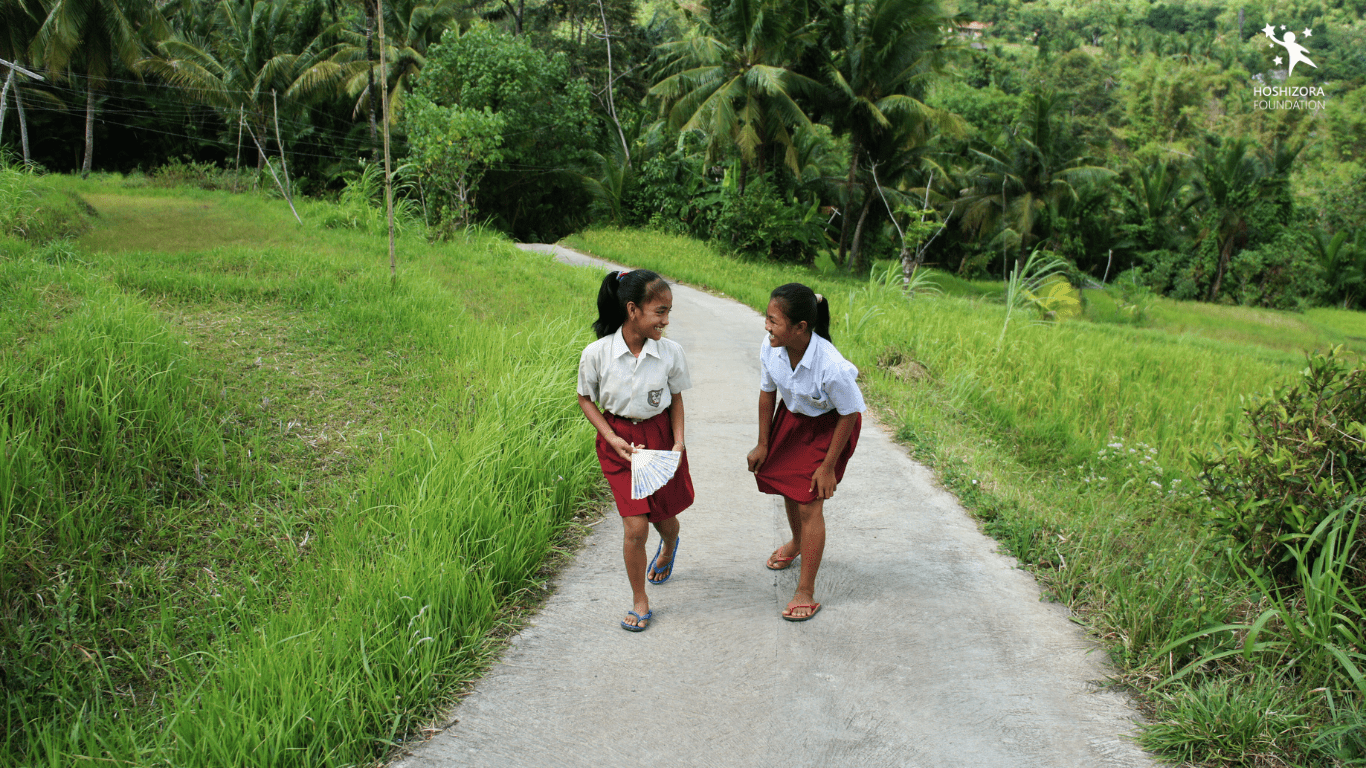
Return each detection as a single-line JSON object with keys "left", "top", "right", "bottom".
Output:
{"left": 799, "top": 385, "right": 831, "bottom": 411}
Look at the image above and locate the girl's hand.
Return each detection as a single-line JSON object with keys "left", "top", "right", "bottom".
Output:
{"left": 671, "top": 442, "right": 685, "bottom": 453}
{"left": 607, "top": 434, "right": 637, "bottom": 461}
{"left": 746, "top": 444, "right": 768, "bottom": 473}
{"left": 810, "top": 465, "right": 837, "bottom": 499}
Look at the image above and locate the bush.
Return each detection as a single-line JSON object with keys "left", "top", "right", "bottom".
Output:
{"left": 150, "top": 158, "right": 257, "bottom": 192}
{"left": 709, "top": 177, "right": 826, "bottom": 262}
{"left": 1201, "top": 347, "right": 1366, "bottom": 581}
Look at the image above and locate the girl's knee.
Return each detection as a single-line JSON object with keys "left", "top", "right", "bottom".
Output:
{"left": 622, "top": 516, "right": 650, "bottom": 545}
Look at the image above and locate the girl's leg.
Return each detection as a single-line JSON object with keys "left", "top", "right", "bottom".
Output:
{"left": 622, "top": 515, "right": 651, "bottom": 627}
{"left": 785, "top": 498, "right": 826, "bottom": 619}
{"left": 648, "top": 515, "right": 680, "bottom": 582}
{"left": 766, "top": 497, "right": 803, "bottom": 568}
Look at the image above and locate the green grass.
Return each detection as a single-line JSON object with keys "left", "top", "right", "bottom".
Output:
{"left": 2, "top": 176, "right": 608, "bottom": 766}
{"left": 566, "top": 227, "right": 1365, "bottom": 767}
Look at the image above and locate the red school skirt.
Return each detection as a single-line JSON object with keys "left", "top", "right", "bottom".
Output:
{"left": 754, "top": 401, "right": 861, "bottom": 504}
{"left": 597, "top": 411, "right": 694, "bottom": 523}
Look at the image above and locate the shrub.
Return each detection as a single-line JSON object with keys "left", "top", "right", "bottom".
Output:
{"left": 709, "top": 177, "right": 826, "bottom": 262}
{"left": 150, "top": 158, "right": 257, "bottom": 192}
{"left": 1201, "top": 347, "right": 1366, "bottom": 581}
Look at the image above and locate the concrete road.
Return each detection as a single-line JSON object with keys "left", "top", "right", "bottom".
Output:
{"left": 391, "top": 244, "right": 1155, "bottom": 768}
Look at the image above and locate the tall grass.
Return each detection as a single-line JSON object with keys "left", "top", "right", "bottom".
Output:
{"left": 3, "top": 177, "right": 606, "bottom": 766}
{"left": 568, "top": 228, "right": 1292, "bottom": 474}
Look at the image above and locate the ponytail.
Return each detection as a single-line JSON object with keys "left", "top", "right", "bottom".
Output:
{"left": 592, "top": 269, "right": 670, "bottom": 338}
{"left": 814, "top": 293, "right": 831, "bottom": 341}
{"left": 770, "top": 283, "right": 832, "bottom": 342}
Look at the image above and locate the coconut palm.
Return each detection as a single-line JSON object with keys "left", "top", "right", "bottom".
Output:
{"left": 290, "top": 0, "right": 467, "bottom": 133}
{"left": 140, "top": 0, "right": 338, "bottom": 168}
{"left": 31, "top": 0, "right": 166, "bottom": 177}
{"left": 1308, "top": 229, "right": 1365, "bottom": 309}
{"left": 1120, "top": 159, "right": 1190, "bottom": 254}
{"left": 821, "top": 0, "right": 960, "bottom": 269}
{"left": 1189, "top": 137, "right": 1299, "bottom": 302}
{"left": 958, "top": 90, "right": 1115, "bottom": 276}
{"left": 0, "top": 0, "right": 41, "bottom": 162}
{"left": 648, "top": 0, "right": 820, "bottom": 193}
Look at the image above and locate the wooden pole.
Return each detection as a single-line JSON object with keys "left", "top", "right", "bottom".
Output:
{"left": 272, "top": 90, "right": 293, "bottom": 201}
{"left": 377, "top": 0, "right": 397, "bottom": 278}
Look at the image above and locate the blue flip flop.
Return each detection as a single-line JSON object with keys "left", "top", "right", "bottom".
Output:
{"left": 647, "top": 537, "right": 679, "bottom": 585}
{"left": 620, "top": 609, "right": 652, "bottom": 632}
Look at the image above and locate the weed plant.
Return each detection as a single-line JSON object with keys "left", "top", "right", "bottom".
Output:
{"left": 566, "top": 227, "right": 1364, "bottom": 766}
{"left": 3, "top": 177, "right": 605, "bottom": 766}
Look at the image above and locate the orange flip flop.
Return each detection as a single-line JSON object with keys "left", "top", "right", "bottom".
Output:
{"left": 782, "top": 603, "right": 821, "bottom": 622}
{"left": 765, "top": 547, "right": 799, "bottom": 571}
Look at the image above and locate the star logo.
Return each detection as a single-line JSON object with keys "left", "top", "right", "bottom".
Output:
{"left": 1263, "top": 21, "right": 1319, "bottom": 77}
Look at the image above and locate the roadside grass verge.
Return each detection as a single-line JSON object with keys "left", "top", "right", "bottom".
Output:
{"left": 567, "top": 227, "right": 1364, "bottom": 767}
{"left": 3, "top": 177, "right": 605, "bottom": 766}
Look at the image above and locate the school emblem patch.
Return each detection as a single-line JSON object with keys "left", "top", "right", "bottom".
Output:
{"left": 648, "top": 388, "right": 663, "bottom": 407}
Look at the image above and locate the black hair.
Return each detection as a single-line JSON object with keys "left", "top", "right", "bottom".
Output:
{"left": 593, "top": 269, "right": 671, "bottom": 338}
{"left": 770, "top": 283, "right": 832, "bottom": 342}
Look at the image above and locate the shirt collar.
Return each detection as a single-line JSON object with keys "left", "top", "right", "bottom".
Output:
{"left": 783, "top": 335, "right": 818, "bottom": 371}
{"left": 612, "top": 328, "right": 661, "bottom": 359}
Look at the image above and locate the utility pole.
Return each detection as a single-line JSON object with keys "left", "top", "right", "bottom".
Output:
{"left": 377, "top": 0, "right": 397, "bottom": 278}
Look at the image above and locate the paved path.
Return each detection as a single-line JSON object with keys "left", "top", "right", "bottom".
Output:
{"left": 392, "top": 244, "right": 1154, "bottom": 768}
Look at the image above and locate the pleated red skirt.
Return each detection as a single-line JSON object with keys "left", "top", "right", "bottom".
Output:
{"left": 754, "top": 401, "right": 861, "bottom": 504}
{"left": 597, "top": 411, "right": 694, "bottom": 522}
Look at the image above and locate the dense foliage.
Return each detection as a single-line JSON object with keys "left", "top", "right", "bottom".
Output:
{"left": 1, "top": 0, "right": 1362, "bottom": 305}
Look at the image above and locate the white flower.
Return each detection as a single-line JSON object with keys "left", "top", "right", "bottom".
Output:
{"left": 1150, "top": 481, "right": 1162, "bottom": 489}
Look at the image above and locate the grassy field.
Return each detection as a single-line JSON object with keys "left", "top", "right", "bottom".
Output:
{"left": 567, "top": 228, "right": 1366, "bottom": 767}
{"left": 1, "top": 169, "right": 607, "bottom": 766}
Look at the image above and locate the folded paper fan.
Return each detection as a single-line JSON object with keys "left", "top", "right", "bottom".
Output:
{"left": 631, "top": 449, "right": 681, "bottom": 499}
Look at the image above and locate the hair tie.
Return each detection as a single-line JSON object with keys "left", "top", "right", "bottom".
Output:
{"left": 616, "top": 270, "right": 630, "bottom": 281}
{"left": 815, "top": 293, "right": 824, "bottom": 303}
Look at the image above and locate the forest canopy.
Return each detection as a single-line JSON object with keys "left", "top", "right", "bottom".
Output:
{"left": 1, "top": 0, "right": 1363, "bottom": 307}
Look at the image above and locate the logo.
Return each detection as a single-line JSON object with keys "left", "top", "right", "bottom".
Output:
{"left": 1263, "top": 23, "right": 1317, "bottom": 77}
{"left": 1251, "top": 22, "right": 1328, "bottom": 111}
{"left": 647, "top": 388, "right": 663, "bottom": 407}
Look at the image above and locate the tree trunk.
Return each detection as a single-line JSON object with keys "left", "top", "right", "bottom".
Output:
{"left": 836, "top": 138, "right": 860, "bottom": 267}
{"left": 1207, "top": 235, "right": 1235, "bottom": 302}
{"left": 737, "top": 161, "right": 747, "bottom": 196}
{"left": 14, "top": 79, "right": 29, "bottom": 163}
{"left": 847, "top": 189, "right": 874, "bottom": 272}
{"left": 81, "top": 82, "right": 95, "bottom": 179}
{"left": 0, "top": 71, "right": 10, "bottom": 146}
{"left": 366, "top": 1, "right": 378, "bottom": 157}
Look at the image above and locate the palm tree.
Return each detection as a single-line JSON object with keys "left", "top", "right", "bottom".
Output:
{"left": 1189, "top": 137, "right": 1299, "bottom": 302}
{"left": 958, "top": 91, "right": 1114, "bottom": 276}
{"left": 31, "top": 0, "right": 166, "bottom": 177}
{"left": 821, "top": 0, "right": 959, "bottom": 269}
{"left": 290, "top": 0, "right": 466, "bottom": 137}
{"left": 140, "top": 0, "right": 337, "bottom": 169}
{"left": 1120, "top": 159, "right": 1190, "bottom": 254}
{"left": 1, "top": 0, "right": 41, "bottom": 162}
{"left": 1308, "top": 229, "right": 1365, "bottom": 309}
{"left": 648, "top": 0, "right": 820, "bottom": 193}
